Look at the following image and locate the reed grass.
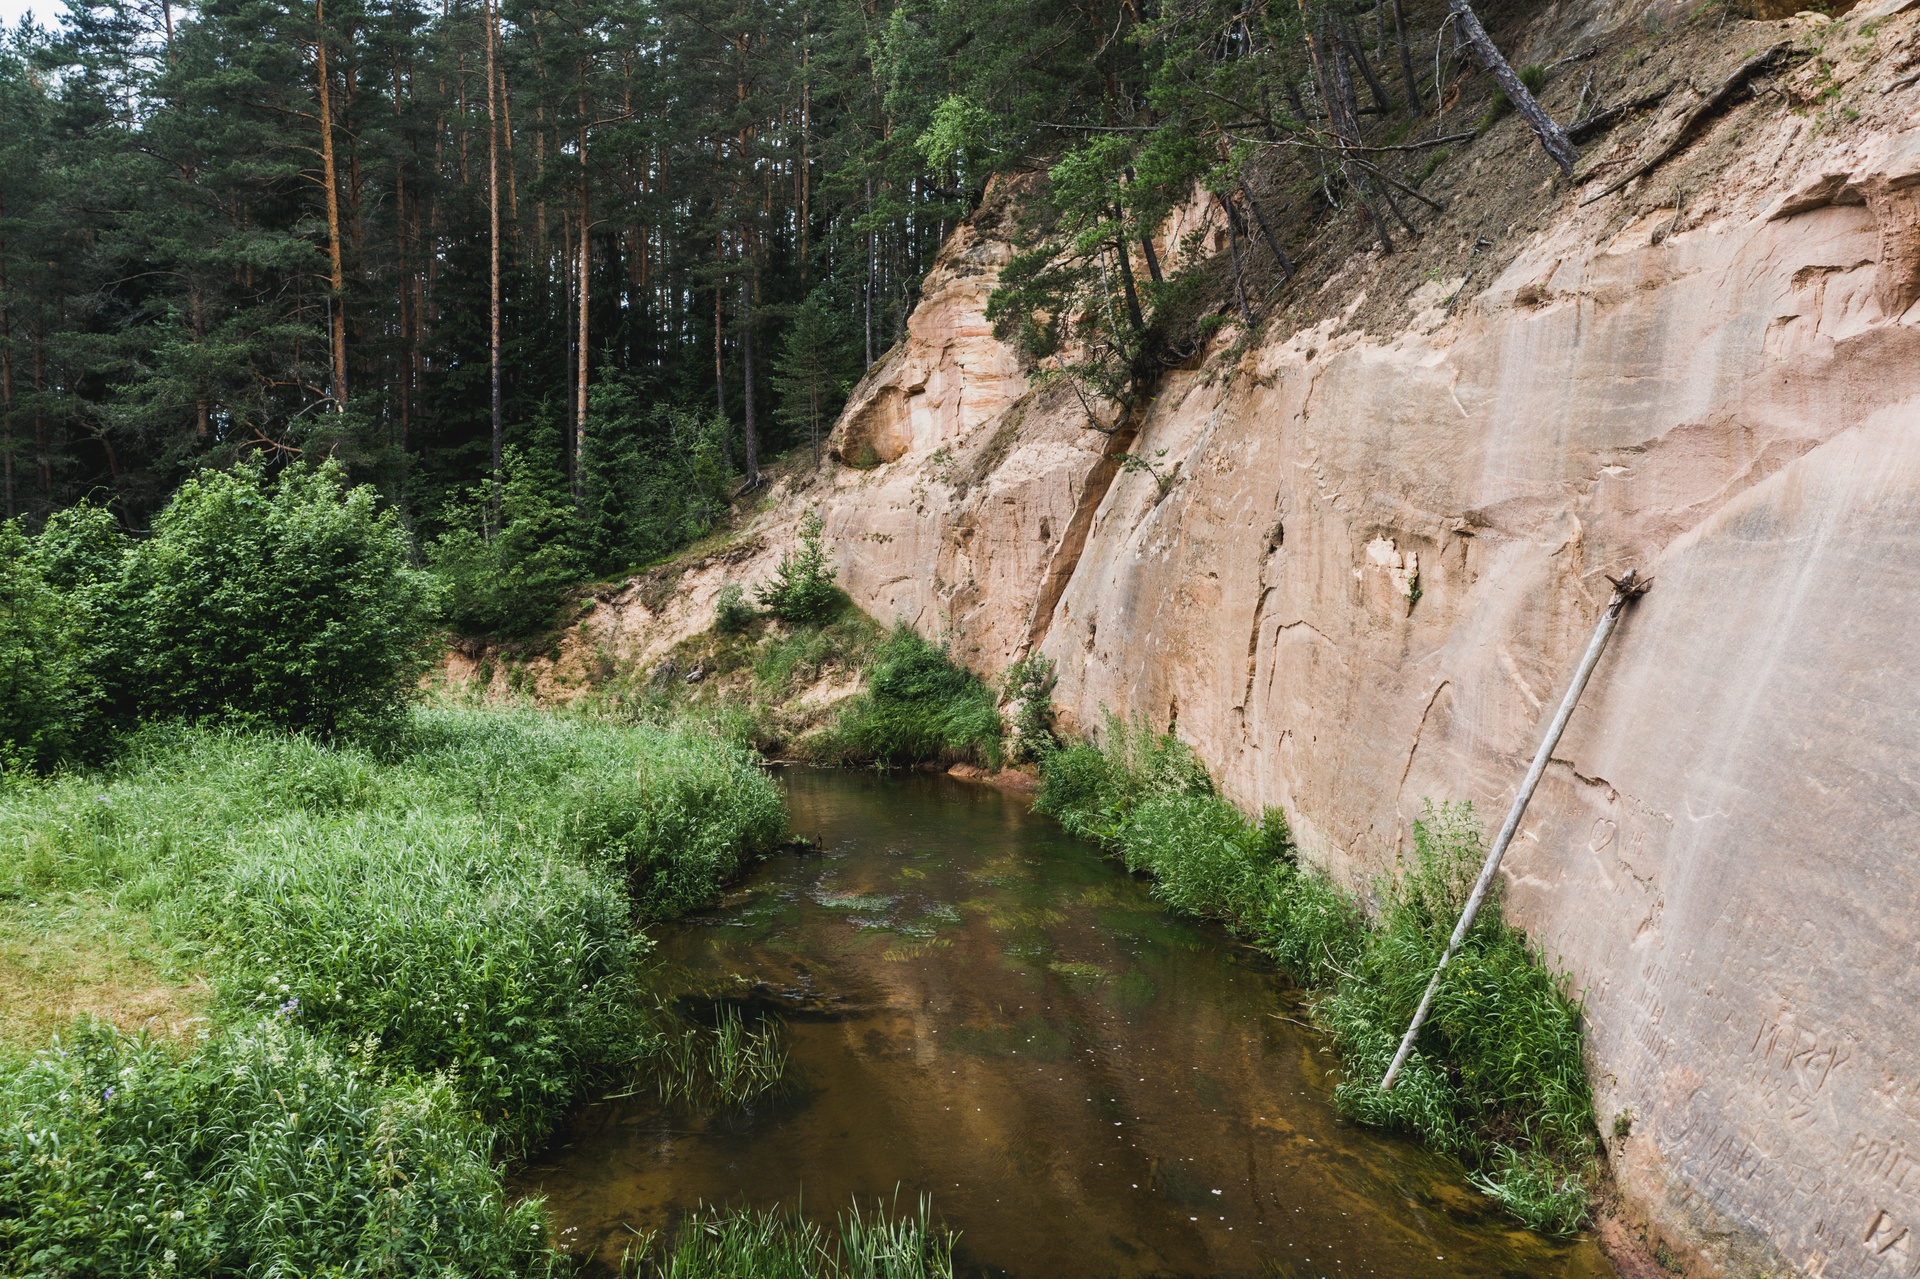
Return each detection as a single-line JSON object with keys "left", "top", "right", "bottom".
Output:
{"left": 1035, "top": 720, "right": 1598, "bottom": 1233}
{"left": 618, "top": 1196, "right": 954, "bottom": 1279}
{"left": 0, "top": 1016, "right": 554, "bottom": 1277}
{"left": 650, "top": 1003, "right": 792, "bottom": 1109}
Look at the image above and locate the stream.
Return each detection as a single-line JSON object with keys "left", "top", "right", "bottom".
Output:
{"left": 520, "top": 768, "right": 1617, "bottom": 1278}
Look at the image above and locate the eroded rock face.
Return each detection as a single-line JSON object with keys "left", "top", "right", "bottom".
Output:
{"left": 791, "top": 100, "right": 1920, "bottom": 1279}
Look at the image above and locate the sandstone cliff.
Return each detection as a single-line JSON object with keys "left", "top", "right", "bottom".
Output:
{"left": 463, "top": 2, "right": 1920, "bottom": 1272}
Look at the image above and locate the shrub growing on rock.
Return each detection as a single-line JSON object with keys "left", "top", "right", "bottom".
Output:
{"left": 757, "top": 509, "right": 841, "bottom": 625}
{"left": 825, "top": 625, "right": 1002, "bottom": 766}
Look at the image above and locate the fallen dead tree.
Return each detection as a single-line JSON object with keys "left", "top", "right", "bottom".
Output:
{"left": 1581, "top": 42, "right": 1798, "bottom": 204}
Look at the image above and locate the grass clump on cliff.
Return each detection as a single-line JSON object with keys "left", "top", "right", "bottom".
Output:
{"left": 817, "top": 625, "right": 1002, "bottom": 767}
{"left": 1035, "top": 719, "right": 1598, "bottom": 1233}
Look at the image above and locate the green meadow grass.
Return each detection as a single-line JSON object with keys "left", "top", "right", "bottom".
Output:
{"left": 0, "top": 706, "right": 788, "bottom": 1274}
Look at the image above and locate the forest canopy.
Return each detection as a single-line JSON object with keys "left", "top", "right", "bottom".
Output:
{"left": 0, "top": 0, "right": 1566, "bottom": 601}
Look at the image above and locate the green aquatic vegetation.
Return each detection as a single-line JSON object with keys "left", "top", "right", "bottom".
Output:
{"left": 1036, "top": 725, "right": 1599, "bottom": 1234}
{"left": 623, "top": 1197, "right": 954, "bottom": 1279}
{"left": 818, "top": 893, "right": 900, "bottom": 913}
{"left": 1108, "top": 968, "right": 1159, "bottom": 1010}
{"left": 946, "top": 1016, "right": 1070, "bottom": 1060}
{"left": 650, "top": 1004, "right": 792, "bottom": 1110}
{"left": 1046, "top": 960, "right": 1110, "bottom": 987}
{"left": 0, "top": 1017, "right": 552, "bottom": 1278}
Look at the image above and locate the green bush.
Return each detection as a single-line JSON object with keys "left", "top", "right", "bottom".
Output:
{"left": 0, "top": 524, "right": 91, "bottom": 769}
{"left": 429, "top": 446, "right": 580, "bottom": 637}
{"left": 1000, "top": 653, "right": 1057, "bottom": 762}
{"left": 757, "top": 509, "right": 841, "bottom": 625}
{"left": 715, "top": 582, "right": 757, "bottom": 634}
{"left": 1035, "top": 729, "right": 1595, "bottom": 1234}
{"left": 824, "top": 625, "right": 1001, "bottom": 766}
{"left": 0, "top": 1017, "right": 552, "bottom": 1278}
{"left": 119, "top": 461, "right": 436, "bottom": 738}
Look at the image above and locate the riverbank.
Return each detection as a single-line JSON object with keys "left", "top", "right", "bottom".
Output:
{"left": 0, "top": 707, "right": 789, "bottom": 1274}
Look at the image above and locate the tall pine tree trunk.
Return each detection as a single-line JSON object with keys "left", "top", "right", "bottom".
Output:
{"left": 740, "top": 270, "right": 759, "bottom": 488}
{"left": 0, "top": 212, "right": 11, "bottom": 521}
{"left": 1391, "top": 0, "right": 1424, "bottom": 115}
{"left": 573, "top": 90, "right": 588, "bottom": 495}
{"left": 486, "top": 0, "right": 502, "bottom": 484}
{"left": 314, "top": 0, "right": 348, "bottom": 410}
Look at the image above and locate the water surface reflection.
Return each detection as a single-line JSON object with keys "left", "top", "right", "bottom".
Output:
{"left": 521, "top": 769, "right": 1615, "bottom": 1279}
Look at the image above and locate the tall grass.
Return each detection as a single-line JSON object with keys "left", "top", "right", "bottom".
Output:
{"left": 650, "top": 1004, "right": 792, "bottom": 1109}
{"left": 1035, "top": 718, "right": 1598, "bottom": 1233}
{"left": 0, "top": 705, "right": 793, "bottom": 1272}
{"left": 0, "top": 1017, "right": 553, "bottom": 1277}
{"left": 0, "top": 707, "right": 785, "bottom": 1151}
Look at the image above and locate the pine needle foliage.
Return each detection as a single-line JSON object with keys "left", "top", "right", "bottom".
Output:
{"left": 1036, "top": 727, "right": 1598, "bottom": 1233}
{"left": 757, "top": 511, "right": 842, "bottom": 626}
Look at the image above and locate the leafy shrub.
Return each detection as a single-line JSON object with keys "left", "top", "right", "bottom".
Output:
{"left": 0, "top": 1017, "right": 551, "bottom": 1278}
{"left": 1000, "top": 653, "right": 1057, "bottom": 762}
{"left": 824, "top": 625, "right": 1001, "bottom": 766}
{"left": 429, "top": 446, "right": 580, "bottom": 637}
{"left": 119, "top": 461, "right": 436, "bottom": 738}
{"left": 0, "top": 523, "right": 93, "bottom": 769}
{"left": 715, "top": 582, "right": 757, "bottom": 634}
{"left": 1036, "top": 730, "right": 1595, "bottom": 1233}
{"left": 757, "top": 509, "right": 841, "bottom": 625}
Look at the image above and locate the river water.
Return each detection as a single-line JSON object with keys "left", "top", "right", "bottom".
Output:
{"left": 521, "top": 768, "right": 1616, "bottom": 1278}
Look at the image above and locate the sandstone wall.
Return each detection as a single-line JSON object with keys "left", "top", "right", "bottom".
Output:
{"left": 787, "top": 49, "right": 1920, "bottom": 1279}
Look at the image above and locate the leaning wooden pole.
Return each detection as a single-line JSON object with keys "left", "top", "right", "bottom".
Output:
{"left": 1381, "top": 569, "right": 1648, "bottom": 1092}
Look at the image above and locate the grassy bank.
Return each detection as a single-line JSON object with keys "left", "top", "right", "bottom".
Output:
{"left": 1035, "top": 715, "right": 1598, "bottom": 1233}
{"left": 0, "top": 706, "right": 786, "bottom": 1274}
